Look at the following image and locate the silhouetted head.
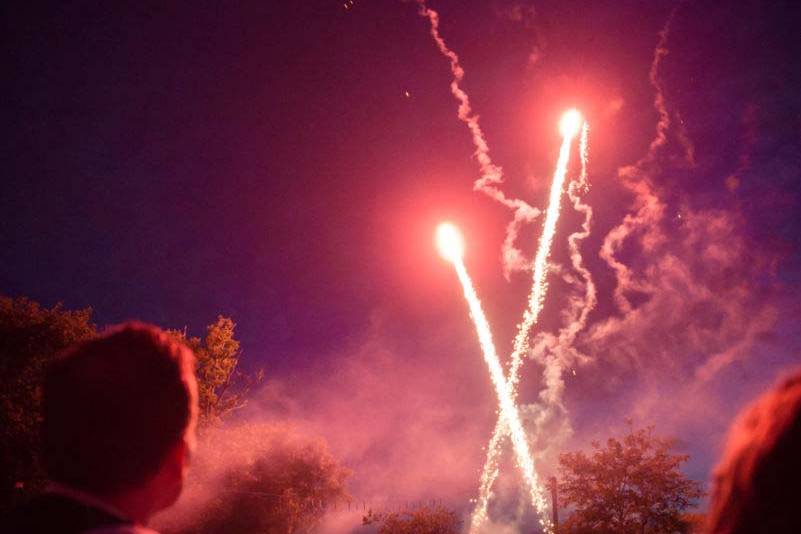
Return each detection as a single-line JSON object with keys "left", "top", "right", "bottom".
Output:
{"left": 43, "top": 322, "right": 198, "bottom": 521}
{"left": 707, "top": 369, "right": 801, "bottom": 533}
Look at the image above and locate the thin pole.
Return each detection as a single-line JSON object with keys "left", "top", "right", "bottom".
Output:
{"left": 550, "top": 476, "right": 559, "bottom": 534}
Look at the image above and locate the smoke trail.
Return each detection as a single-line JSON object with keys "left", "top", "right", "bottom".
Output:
{"left": 447, "top": 253, "right": 553, "bottom": 532}
{"left": 416, "top": 0, "right": 540, "bottom": 275}
{"left": 599, "top": 9, "right": 678, "bottom": 314}
{"left": 560, "top": 123, "right": 596, "bottom": 349}
{"left": 471, "top": 115, "right": 582, "bottom": 532}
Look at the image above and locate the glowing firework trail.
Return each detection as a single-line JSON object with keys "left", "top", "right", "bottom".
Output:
{"left": 470, "top": 111, "right": 584, "bottom": 532}
{"left": 578, "top": 123, "right": 589, "bottom": 189}
{"left": 530, "top": 122, "right": 596, "bottom": 435}
{"left": 416, "top": 2, "right": 592, "bottom": 528}
{"left": 471, "top": 429, "right": 502, "bottom": 532}
{"left": 436, "top": 224, "right": 552, "bottom": 532}
{"left": 508, "top": 110, "right": 584, "bottom": 388}
{"left": 418, "top": 0, "right": 539, "bottom": 275}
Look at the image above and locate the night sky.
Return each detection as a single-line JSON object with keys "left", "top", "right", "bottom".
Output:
{"left": 3, "top": 1, "right": 801, "bottom": 530}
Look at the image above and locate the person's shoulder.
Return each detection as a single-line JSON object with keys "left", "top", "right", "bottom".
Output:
{"left": 85, "top": 527, "right": 160, "bottom": 534}
{"left": 4, "top": 493, "right": 131, "bottom": 534}
{"left": 4, "top": 493, "right": 71, "bottom": 532}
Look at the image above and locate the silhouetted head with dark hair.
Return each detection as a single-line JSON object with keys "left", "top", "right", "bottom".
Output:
{"left": 7, "top": 322, "right": 198, "bottom": 533}
{"left": 707, "top": 369, "right": 801, "bottom": 534}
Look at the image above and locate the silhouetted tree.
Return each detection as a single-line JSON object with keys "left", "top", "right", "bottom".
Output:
{"left": 0, "top": 295, "right": 258, "bottom": 511}
{"left": 168, "top": 317, "right": 262, "bottom": 426}
{"left": 0, "top": 296, "right": 96, "bottom": 511}
{"left": 363, "top": 504, "right": 462, "bottom": 534}
{"left": 558, "top": 424, "right": 702, "bottom": 534}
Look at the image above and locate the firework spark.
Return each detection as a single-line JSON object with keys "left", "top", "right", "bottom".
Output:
{"left": 469, "top": 111, "right": 585, "bottom": 532}
{"left": 417, "top": 2, "right": 593, "bottom": 529}
{"left": 436, "top": 222, "right": 553, "bottom": 532}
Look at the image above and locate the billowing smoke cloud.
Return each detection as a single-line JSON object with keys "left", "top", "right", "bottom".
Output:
{"left": 586, "top": 208, "right": 775, "bottom": 380}
{"left": 155, "top": 315, "right": 500, "bottom": 533}
{"left": 155, "top": 422, "right": 351, "bottom": 533}
{"left": 589, "top": 6, "right": 776, "bottom": 385}
{"left": 257, "top": 316, "right": 502, "bottom": 531}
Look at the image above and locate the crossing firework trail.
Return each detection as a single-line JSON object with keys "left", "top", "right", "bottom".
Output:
{"left": 527, "top": 122, "right": 596, "bottom": 466}
{"left": 470, "top": 112, "right": 584, "bottom": 532}
{"left": 436, "top": 224, "right": 552, "bottom": 533}
{"left": 416, "top": 3, "right": 594, "bottom": 530}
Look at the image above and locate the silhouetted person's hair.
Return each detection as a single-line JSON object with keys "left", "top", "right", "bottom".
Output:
{"left": 43, "top": 322, "right": 197, "bottom": 495}
{"left": 707, "top": 369, "right": 801, "bottom": 533}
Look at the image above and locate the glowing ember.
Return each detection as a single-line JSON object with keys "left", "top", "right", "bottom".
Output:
{"left": 559, "top": 108, "right": 583, "bottom": 139}
{"left": 436, "top": 222, "right": 465, "bottom": 263}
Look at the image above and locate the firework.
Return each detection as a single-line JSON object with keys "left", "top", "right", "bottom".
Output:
{"left": 469, "top": 111, "right": 584, "bottom": 532}
{"left": 417, "top": 3, "right": 594, "bottom": 530}
{"left": 436, "top": 222, "right": 553, "bottom": 532}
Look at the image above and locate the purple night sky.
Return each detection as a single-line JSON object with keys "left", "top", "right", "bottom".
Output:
{"left": 3, "top": 1, "right": 800, "bottom": 530}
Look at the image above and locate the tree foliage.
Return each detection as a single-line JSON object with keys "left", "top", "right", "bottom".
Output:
{"left": 161, "top": 423, "right": 351, "bottom": 534}
{"left": 168, "top": 316, "right": 262, "bottom": 426}
{"left": 0, "top": 296, "right": 96, "bottom": 510}
{"left": 362, "top": 504, "right": 462, "bottom": 534}
{"left": 0, "top": 295, "right": 258, "bottom": 512}
{"left": 558, "top": 425, "right": 703, "bottom": 534}
{"left": 0, "top": 297, "right": 345, "bottom": 533}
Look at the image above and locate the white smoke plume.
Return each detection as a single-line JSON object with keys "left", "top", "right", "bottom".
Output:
{"left": 586, "top": 5, "right": 776, "bottom": 389}
{"left": 598, "top": 8, "right": 679, "bottom": 315}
